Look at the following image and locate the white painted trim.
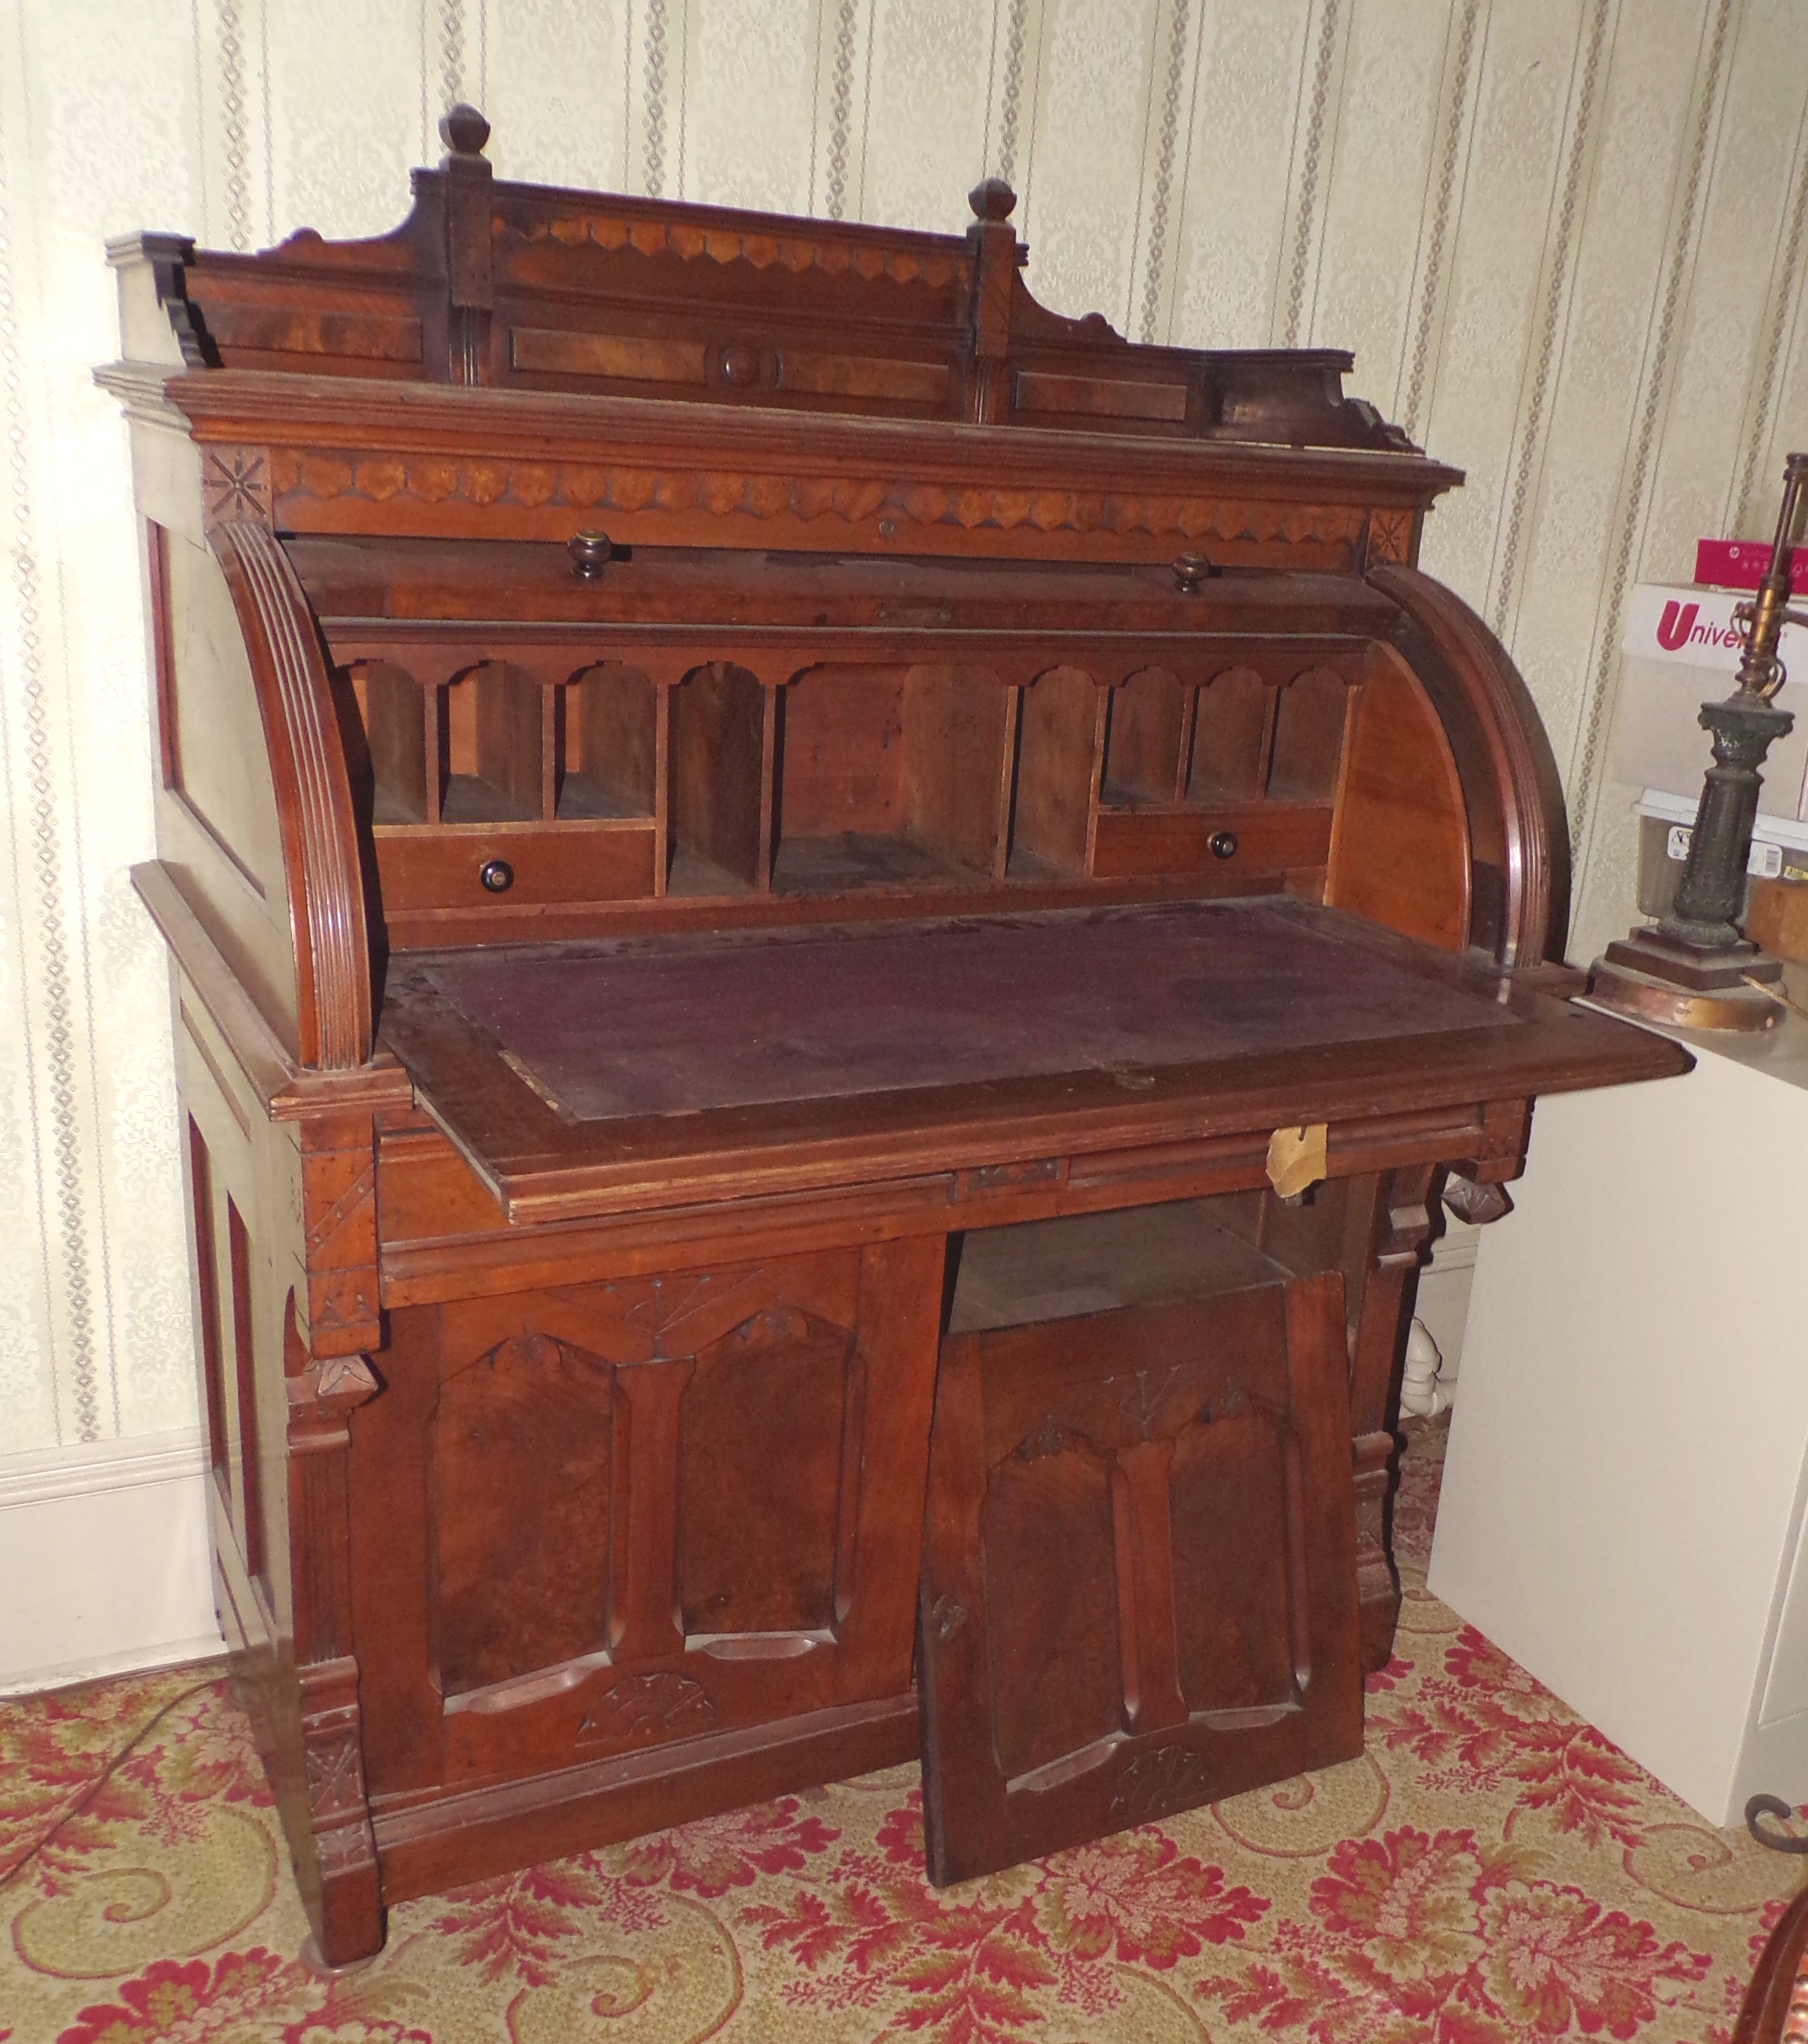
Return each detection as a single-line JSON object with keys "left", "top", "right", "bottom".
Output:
{"left": 0, "top": 1427, "right": 209, "bottom": 1506}
{"left": 0, "top": 1428, "right": 227, "bottom": 1698}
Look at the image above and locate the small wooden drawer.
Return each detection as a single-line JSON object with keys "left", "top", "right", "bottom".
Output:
{"left": 1091, "top": 801, "right": 1333, "bottom": 879}
{"left": 373, "top": 820, "right": 657, "bottom": 913}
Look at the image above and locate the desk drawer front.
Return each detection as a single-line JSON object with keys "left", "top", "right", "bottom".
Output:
{"left": 374, "top": 820, "right": 657, "bottom": 914}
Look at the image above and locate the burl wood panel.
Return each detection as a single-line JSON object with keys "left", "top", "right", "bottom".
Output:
{"left": 436, "top": 1327, "right": 616, "bottom": 1694}
{"left": 919, "top": 1270, "right": 1361, "bottom": 1883}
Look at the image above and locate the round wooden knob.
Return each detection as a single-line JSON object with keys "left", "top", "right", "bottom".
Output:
{"left": 1173, "top": 553, "right": 1219, "bottom": 593}
{"left": 568, "top": 530, "right": 613, "bottom": 580}
{"left": 439, "top": 103, "right": 491, "bottom": 156}
{"left": 968, "top": 177, "right": 1016, "bottom": 223}
{"left": 1209, "top": 830, "right": 1238, "bottom": 861}
{"left": 719, "top": 342, "right": 760, "bottom": 388}
{"left": 479, "top": 858, "right": 515, "bottom": 893}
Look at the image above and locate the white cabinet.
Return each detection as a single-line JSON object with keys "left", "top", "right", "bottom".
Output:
{"left": 1429, "top": 1010, "right": 1808, "bottom": 1828}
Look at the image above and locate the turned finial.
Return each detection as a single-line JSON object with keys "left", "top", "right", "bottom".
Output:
{"left": 440, "top": 103, "right": 491, "bottom": 158}
{"left": 969, "top": 178, "right": 1016, "bottom": 224}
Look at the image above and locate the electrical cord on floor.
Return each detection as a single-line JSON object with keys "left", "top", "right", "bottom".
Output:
{"left": 0, "top": 1678, "right": 222, "bottom": 1891}
{"left": 1746, "top": 1793, "right": 1808, "bottom": 1853}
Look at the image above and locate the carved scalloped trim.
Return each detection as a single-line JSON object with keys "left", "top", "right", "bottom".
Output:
{"left": 505, "top": 212, "right": 963, "bottom": 291}
{"left": 212, "top": 523, "right": 372, "bottom": 1069}
{"left": 267, "top": 447, "right": 1365, "bottom": 550}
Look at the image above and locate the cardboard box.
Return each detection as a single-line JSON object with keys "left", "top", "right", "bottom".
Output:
{"left": 1694, "top": 538, "right": 1808, "bottom": 589}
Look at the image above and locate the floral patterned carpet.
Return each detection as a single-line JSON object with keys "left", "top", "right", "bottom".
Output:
{"left": 1, "top": 1415, "right": 1798, "bottom": 2043}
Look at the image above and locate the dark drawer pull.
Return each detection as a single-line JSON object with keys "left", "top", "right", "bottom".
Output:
{"left": 1210, "top": 830, "right": 1238, "bottom": 860}
{"left": 568, "top": 529, "right": 613, "bottom": 579}
{"left": 479, "top": 858, "right": 515, "bottom": 893}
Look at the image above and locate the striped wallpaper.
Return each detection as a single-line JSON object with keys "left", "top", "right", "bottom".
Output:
{"left": 0, "top": 0, "right": 1803, "bottom": 1455}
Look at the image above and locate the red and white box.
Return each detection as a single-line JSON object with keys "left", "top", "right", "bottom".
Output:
{"left": 1694, "top": 538, "right": 1808, "bottom": 589}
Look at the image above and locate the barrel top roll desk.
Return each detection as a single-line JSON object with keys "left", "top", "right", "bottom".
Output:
{"left": 101, "top": 106, "right": 1688, "bottom": 1965}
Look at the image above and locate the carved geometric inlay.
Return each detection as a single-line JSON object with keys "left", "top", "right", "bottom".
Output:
{"left": 578, "top": 1672, "right": 717, "bottom": 1745}
{"left": 508, "top": 211, "right": 963, "bottom": 291}
{"left": 203, "top": 447, "right": 273, "bottom": 526}
{"left": 304, "top": 1160, "right": 375, "bottom": 1258}
{"left": 618, "top": 1267, "right": 767, "bottom": 1351}
{"left": 1367, "top": 507, "right": 1413, "bottom": 565}
{"left": 265, "top": 446, "right": 1368, "bottom": 556}
{"left": 1108, "top": 1744, "right": 1214, "bottom": 1825}
{"left": 304, "top": 1732, "right": 365, "bottom": 1818}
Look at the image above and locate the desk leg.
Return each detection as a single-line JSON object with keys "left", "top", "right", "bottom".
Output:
{"left": 1349, "top": 1163, "right": 1436, "bottom": 1674}
{"left": 286, "top": 1338, "right": 385, "bottom": 1968}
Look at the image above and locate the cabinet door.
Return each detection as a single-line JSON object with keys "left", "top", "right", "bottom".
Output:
{"left": 353, "top": 1237, "right": 942, "bottom": 1797}
{"left": 918, "top": 1272, "right": 1360, "bottom": 1884}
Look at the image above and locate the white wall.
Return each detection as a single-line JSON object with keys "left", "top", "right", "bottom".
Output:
{"left": 0, "top": 0, "right": 1804, "bottom": 1674}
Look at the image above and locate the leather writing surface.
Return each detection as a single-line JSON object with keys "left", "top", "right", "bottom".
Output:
{"left": 419, "top": 899, "right": 1517, "bottom": 1123}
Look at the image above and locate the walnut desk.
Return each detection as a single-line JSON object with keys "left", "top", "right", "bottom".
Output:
{"left": 101, "top": 109, "right": 1688, "bottom": 1963}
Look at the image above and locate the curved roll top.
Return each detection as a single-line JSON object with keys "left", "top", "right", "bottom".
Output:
{"left": 206, "top": 525, "right": 373, "bottom": 1069}
{"left": 107, "top": 137, "right": 1569, "bottom": 1076}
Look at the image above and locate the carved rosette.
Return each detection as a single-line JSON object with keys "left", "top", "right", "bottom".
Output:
{"left": 1365, "top": 505, "right": 1415, "bottom": 567}
{"left": 202, "top": 445, "right": 275, "bottom": 531}
{"left": 578, "top": 1670, "right": 717, "bottom": 1748}
{"left": 1109, "top": 1745, "right": 1214, "bottom": 1825}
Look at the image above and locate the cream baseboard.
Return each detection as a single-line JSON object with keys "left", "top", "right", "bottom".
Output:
{"left": 0, "top": 1428, "right": 226, "bottom": 1697}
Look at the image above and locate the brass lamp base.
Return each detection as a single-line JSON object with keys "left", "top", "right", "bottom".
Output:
{"left": 1588, "top": 929, "right": 1784, "bottom": 1032}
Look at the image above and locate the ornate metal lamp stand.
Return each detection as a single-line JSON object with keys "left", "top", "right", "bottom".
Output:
{"left": 1591, "top": 453, "right": 1808, "bottom": 1032}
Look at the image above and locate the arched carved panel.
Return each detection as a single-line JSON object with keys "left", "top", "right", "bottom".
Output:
{"left": 1190, "top": 666, "right": 1272, "bottom": 803}
{"left": 1170, "top": 1406, "right": 1297, "bottom": 1712}
{"left": 680, "top": 1303, "right": 857, "bottom": 1638}
{"left": 1268, "top": 666, "right": 1354, "bottom": 803}
{"left": 436, "top": 1328, "right": 615, "bottom": 1695}
{"left": 981, "top": 1428, "right": 1122, "bottom": 1782}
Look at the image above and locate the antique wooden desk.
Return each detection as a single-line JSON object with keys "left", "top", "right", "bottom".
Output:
{"left": 103, "top": 108, "right": 1688, "bottom": 1964}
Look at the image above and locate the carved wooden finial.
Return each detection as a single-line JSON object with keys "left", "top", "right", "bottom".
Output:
{"left": 440, "top": 103, "right": 491, "bottom": 158}
{"left": 969, "top": 178, "right": 1016, "bottom": 224}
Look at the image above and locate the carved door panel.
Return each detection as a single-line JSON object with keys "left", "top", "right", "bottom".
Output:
{"left": 918, "top": 1272, "right": 1360, "bottom": 1884}
{"left": 354, "top": 1237, "right": 942, "bottom": 1795}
